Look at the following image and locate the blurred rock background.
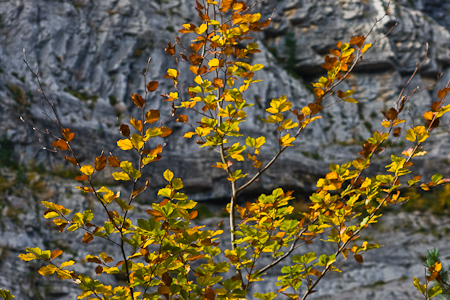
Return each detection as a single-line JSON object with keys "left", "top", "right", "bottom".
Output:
{"left": 0, "top": 0, "right": 450, "bottom": 299}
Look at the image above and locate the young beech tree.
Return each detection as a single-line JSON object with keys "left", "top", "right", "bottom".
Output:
{"left": 3, "top": 0, "right": 450, "bottom": 299}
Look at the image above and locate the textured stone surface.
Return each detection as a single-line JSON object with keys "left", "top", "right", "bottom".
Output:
{"left": 0, "top": 0, "right": 449, "bottom": 200}
{"left": 1, "top": 0, "right": 450, "bottom": 299}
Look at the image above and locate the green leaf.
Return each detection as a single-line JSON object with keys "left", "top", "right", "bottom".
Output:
{"left": 428, "top": 285, "right": 443, "bottom": 299}
{"left": 0, "top": 289, "right": 15, "bottom": 299}
{"left": 158, "top": 188, "right": 173, "bottom": 198}
{"left": 115, "top": 199, "right": 134, "bottom": 211}
{"left": 292, "top": 252, "right": 317, "bottom": 264}
{"left": 432, "top": 173, "right": 443, "bottom": 184}
{"left": 172, "top": 178, "right": 183, "bottom": 190}
{"left": 254, "top": 292, "right": 277, "bottom": 300}
{"left": 413, "top": 277, "right": 426, "bottom": 295}
{"left": 120, "top": 161, "right": 141, "bottom": 179}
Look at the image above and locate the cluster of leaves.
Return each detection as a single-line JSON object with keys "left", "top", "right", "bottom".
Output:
{"left": 413, "top": 248, "right": 450, "bottom": 299}
{"left": 2, "top": 1, "right": 450, "bottom": 300}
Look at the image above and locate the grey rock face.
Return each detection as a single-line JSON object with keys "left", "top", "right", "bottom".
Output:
{"left": 0, "top": 0, "right": 449, "bottom": 201}
{"left": 1, "top": 0, "right": 450, "bottom": 299}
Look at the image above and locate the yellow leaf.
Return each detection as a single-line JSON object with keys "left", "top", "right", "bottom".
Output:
{"left": 19, "top": 253, "right": 38, "bottom": 261}
{"left": 130, "top": 133, "right": 144, "bottom": 150}
{"left": 343, "top": 98, "right": 358, "bottom": 103}
{"left": 381, "top": 120, "right": 391, "bottom": 128}
{"left": 194, "top": 75, "right": 203, "bottom": 85}
{"left": 279, "top": 134, "right": 295, "bottom": 147}
{"left": 194, "top": 23, "right": 207, "bottom": 35}
{"left": 208, "top": 58, "right": 220, "bottom": 67}
{"left": 112, "top": 172, "right": 131, "bottom": 181}
{"left": 163, "top": 169, "right": 174, "bottom": 182}
{"left": 183, "top": 132, "right": 196, "bottom": 138}
{"left": 80, "top": 165, "right": 94, "bottom": 176}
{"left": 167, "top": 68, "right": 178, "bottom": 78}
{"left": 302, "top": 107, "right": 311, "bottom": 115}
{"left": 60, "top": 260, "right": 75, "bottom": 269}
{"left": 361, "top": 43, "right": 372, "bottom": 53}
{"left": 38, "top": 265, "right": 57, "bottom": 276}
{"left": 117, "top": 139, "right": 133, "bottom": 150}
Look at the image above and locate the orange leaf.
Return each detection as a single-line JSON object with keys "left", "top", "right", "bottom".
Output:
{"left": 148, "top": 145, "right": 163, "bottom": 155}
{"left": 75, "top": 175, "right": 88, "bottom": 181}
{"left": 213, "top": 78, "right": 224, "bottom": 88}
{"left": 65, "top": 156, "right": 78, "bottom": 166}
{"left": 51, "top": 249, "right": 63, "bottom": 260}
{"left": 62, "top": 128, "right": 75, "bottom": 142}
{"left": 190, "top": 210, "right": 198, "bottom": 220}
{"left": 107, "top": 156, "right": 120, "bottom": 168}
{"left": 130, "top": 116, "right": 143, "bottom": 132}
{"left": 423, "top": 111, "right": 434, "bottom": 120}
{"left": 132, "top": 93, "right": 145, "bottom": 108}
{"left": 52, "top": 139, "right": 68, "bottom": 151}
{"left": 176, "top": 114, "right": 189, "bottom": 123}
{"left": 160, "top": 127, "right": 172, "bottom": 137}
{"left": 145, "top": 110, "right": 160, "bottom": 124}
{"left": 82, "top": 232, "right": 93, "bottom": 244}
{"left": 95, "top": 155, "right": 107, "bottom": 171}
{"left": 147, "top": 81, "right": 159, "bottom": 92}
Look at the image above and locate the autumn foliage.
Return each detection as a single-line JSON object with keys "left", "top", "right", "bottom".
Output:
{"left": 2, "top": 0, "right": 450, "bottom": 299}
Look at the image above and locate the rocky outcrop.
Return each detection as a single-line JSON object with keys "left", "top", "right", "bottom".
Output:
{"left": 0, "top": 0, "right": 449, "bottom": 200}
{"left": 1, "top": 0, "right": 450, "bottom": 299}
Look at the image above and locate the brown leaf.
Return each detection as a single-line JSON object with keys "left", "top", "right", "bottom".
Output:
{"left": 393, "top": 127, "right": 401, "bottom": 137}
{"left": 165, "top": 43, "right": 175, "bottom": 56}
{"left": 145, "top": 110, "right": 160, "bottom": 124}
{"left": 204, "top": 287, "right": 216, "bottom": 300}
{"left": 354, "top": 254, "right": 363, "bottom": 263}
{"left": 65, "top": 156, "right": 78, "bottom": 166}
{"left": 52, "top": 139, "right": 68, "bottom": 151}
{"left": 95, "top": 155, "right": 107, "bottom": 171}
{"left": 59, "top": 223, "right": 68, "bottom": 232}
{"left": 162, "top": 272, "right": 173, "bottom": 286}
{"left": 158, "top": 286, "right": 170, "bottom": 296}
{"left": 132, "top": 93, "right": 145, "bottom": 108}
{"left": 62, "top": 128, "right": 75, "bottom": 142}
{"left": 388, "top": 108, "right": 398, "bottom": 120}
{"left": 160, "top": 127, "right": 172, "bottom": 137}
{"left": 147, "top": 81, "right": 159, "bottom": 92}
{"left": 107, "top": 156, "right": 120, "bottom": 167}
{"left": 75, "top": 175, "right": 89, "bottom": 181}
{"left": 51, "top": 249, "right": 63, "bottom": 260}
{"left": 336, "top": 90, "right": 345, "bottom": 98}
{"left": 95, "top": 265, "right": 103, "bottom": 275}
{"left": 120, "top": 124, "right": 130, "bottom": 137}
{"left": 427, "top": 118, "right": 440, "bottom": 130}
{"left": 115, "top": 260, "right": 124, "bottom": 267}
{"left": 176, "top": 114, "right": 189, "bottom": 123}
{"left": 431, "top": 101, "right": 441, "bottom": 112}
{"left": 437, "top": 87, "right": 450, "bottom": 99}
{"left": 82, "top": 232, "right": 93, "bottom": 244}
